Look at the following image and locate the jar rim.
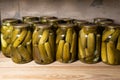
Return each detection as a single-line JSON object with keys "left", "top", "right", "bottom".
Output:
{"left": 13, "top": 23, "right": 29, "bottom": 28}
{"left": 35, "top": 23, "right": 51, "bottom": 29}
{"left": 58, "top": 23, "right": 74, "bottom": 28}
{"left": 82, "top": 23, "right": 97, "bottom": 29}
{"left": 23, "top": 16, "right": 39, "bottom": 19}
{"left": 106, "top": 24, "right": 120, "bottom": 29}
{"left": 74, "top": 20, "right": 88, "bottom": 24}
{"left": 40, "top": 16, "right": 57, "bottom": 19}
{"left": 2, "top": 18, "right": 19, "bottom": 23}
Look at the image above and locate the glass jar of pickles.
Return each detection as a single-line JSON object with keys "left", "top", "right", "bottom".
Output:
{"left": 1, "top": 18, "right": 20, "bottom": 57}
{"left": 56, "top": 24, "right": 77, "bottom": 63}
{"left": 11, "top": 23, "right": 32, "bottom": 64}
{"left": 101, "top": 24, "right": 120, "bottom": 65}
{"left": 32, "top": 23, "right": 55, "bottom": 64}
{"left": 78, "top": 23, "right": 101, "bottom": 64}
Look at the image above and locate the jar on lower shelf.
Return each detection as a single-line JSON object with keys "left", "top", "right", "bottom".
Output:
{"left": 1, "top": 18, "right": 21, "bottom": 57}
{"left": 32, "top": 23, "right": 55, "bottom": 64}
{"left": 78, "top": 23, "right": 101, "bottom": 64}
{"left": 101, "top": 24, "right": 120, "bottom": 65}
{"left": 11, "top": 23, "right": 33, "bottom": 64}
{"left": 56, "top": 23, "right": 77, "bottom": 63}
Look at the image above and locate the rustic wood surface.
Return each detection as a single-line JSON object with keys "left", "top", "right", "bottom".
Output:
{"left": 0, "top": 52, "right": 120, "bottom": 80}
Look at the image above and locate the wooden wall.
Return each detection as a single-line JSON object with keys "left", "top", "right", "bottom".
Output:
{"left": 0, "top": 0, "right": 120, "bottom": 23}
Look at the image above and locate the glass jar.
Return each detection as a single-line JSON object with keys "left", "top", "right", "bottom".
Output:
{"left": 1, "top": 18, "right": 20, "bottom": 57}
{"left": 101, "top": 24, "right": 120, "bottom": 65}
{"left": 32, "top": 23, "right": 55, "bottom": 64}
{"left": 56, "top": 24, "right": 77, "bottom": 63}
{"left": 10, "top": 23, "right": 32, "bottom": 64}
{"left": 40, "top": 16, "right": 57, "bottom": 24}
{"left": 78, "top": 23, "right": 101, "bottom": 64}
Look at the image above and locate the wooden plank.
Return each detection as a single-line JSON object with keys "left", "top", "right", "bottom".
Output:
{"left": 0, "top": 52, "right": 120, "bottom": 80}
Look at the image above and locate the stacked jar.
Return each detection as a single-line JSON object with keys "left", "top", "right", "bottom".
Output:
{"left": 1, "top": 18, "right": 20, "bottom": 57}
{"left": 101, "top": 24, "right": 120, "bottom": 65}
{"left": 10, "top": 23, "right": 32, "bottom": 64}
{"left": 56, "top": 24, "right": 77, "bottom": 63}
{"left": 32, "top": 23, "right": 55, "bottom": 64}
{"left": 78, "top": 23, "right": 101, "bottom": 63}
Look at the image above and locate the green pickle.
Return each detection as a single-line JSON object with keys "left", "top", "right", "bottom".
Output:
{"left": 32, "top": 23, "right": 55, "bottom": 64}
{"left": 78, "top": 23, "right": 101, "bottom": 64}
{"left": 1, "top": 18, "right": 21, "bottom": 57}
{"left": 56, "top": 23, "right": 77, "bottom": 63}
{"left": 101, "top": 24, "right": 120, "bottom": 65}
{"left": 11, "top": 23, "right": 33, "bottom": 64}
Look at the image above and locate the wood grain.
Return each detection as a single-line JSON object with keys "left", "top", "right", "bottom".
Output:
{"left": 0, "top": 52, "right": 120, "bottom": 80}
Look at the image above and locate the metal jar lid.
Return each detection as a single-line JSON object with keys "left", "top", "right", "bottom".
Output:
{"left": 94, "top": 18, "right": 114, "bottom": 24}
{"left": 13, "top": 23, "right": 29, "bottom": 29}
{"left": 2, "top": 18, "right": 20, "bottom": 26}
{"left": 23, "top": 16, "right": 39, "bottom": 22}
{"left": 58, "top": 23, "right": 74, "bottom": 28}
{"left": 35, "top": 23, "right": 51, "bottom": 29}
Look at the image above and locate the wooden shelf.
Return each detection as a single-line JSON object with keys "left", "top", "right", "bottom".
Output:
{"left": 0, "top": 52, "right": 120, "bottom": 80}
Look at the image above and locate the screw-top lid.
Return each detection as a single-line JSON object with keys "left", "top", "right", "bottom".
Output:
{"left": 82, "top": 23, "right": 97, "bottom": 29}
{"left": 60, "top": 18, "right": 73, "bottom": 21}
{"left": 47, "top": 18, "right": 58, "bottom": 23}
{"left": 106, "top": 24, "right": 120, "bottom": 29}
{"left": 2, "top": 18, "right": 20, "bottom": 23}
{"left": 98, "top": 20, "right": 113, "bottom": 26}
{"left": 13, "top": 23, "right": 29, "bottom": 28}
{"left": 35, "top": 23, "right": 51, "bottom": 29}
{"left": 58, "top": 23, "right": 74, "bottom": 28}
{"left": 74, "top": 20, "right": 89, "bottom": 27}
{"left": 23, "top": 16, "right": 39, "bottom": 22}
{"left": 94, "top": 18, "right": 114, "bottom": 23}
